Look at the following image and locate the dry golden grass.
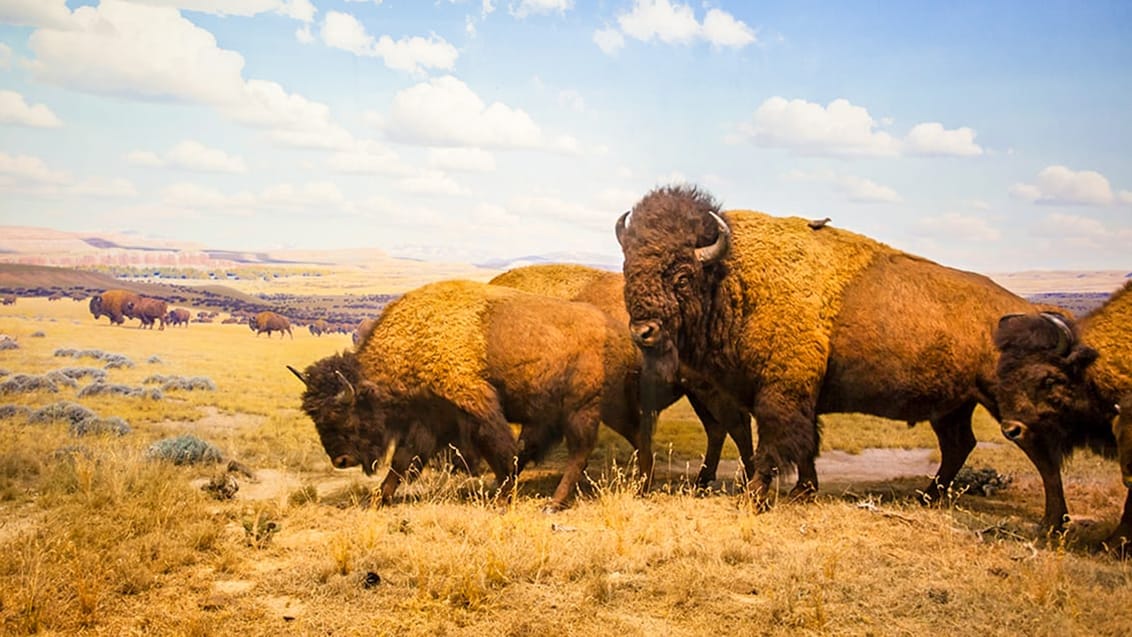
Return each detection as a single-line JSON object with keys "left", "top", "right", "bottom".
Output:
{"left": 2, "top": 297, "right": 1131, "bottom": 636}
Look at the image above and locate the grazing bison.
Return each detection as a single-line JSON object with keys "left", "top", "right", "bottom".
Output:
{"left": 250, "top": 311, "right": 292, "bottom": 339}
{"left": 126, "top": 297, "right": 168, "bottom": 330}
{"left": 1, "top": 295, "right": 15, "bottom": 306}
{"left": 616, "top": 184, "right": 1038, "bottom": 504}
{"left": 89, "top": 289, "right": 141, "bottom": 325}
{"left": 308, "top": 319, "right": 331, "bottom": 337}
{"left": 490, "top": 263, "right": 755, "bottom": 488}
{"left": 994, "top": 281, "right": 1132, "bottom": 543}
{"left": 289, "top": 279, "right": 648, "bottom": 510}
{"left": 165, "top": 308, "right": 191, "bottom": 327}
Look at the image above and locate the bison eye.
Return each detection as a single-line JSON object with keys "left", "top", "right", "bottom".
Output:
{"left": 1041, "top": 376, "right": 1059, "bottom": 389}
{"left": 673, "top": 273, "right": 691, "bottom": 292}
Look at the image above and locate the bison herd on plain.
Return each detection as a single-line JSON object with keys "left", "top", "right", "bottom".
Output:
{"left": 282, "top": 184, "right": 1132, "bottom": 551}
{"left": 21, "top": 183, "right": 1127, "bottom": 549}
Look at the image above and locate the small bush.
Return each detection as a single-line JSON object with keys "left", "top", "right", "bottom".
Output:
{"left": 0, "top": 339, "right": 18, "bottom": 351}
{"left": 53, "top": 348, "right": 135, "bottom": 369}
{"left": 78, "top": 382, "right": 163, "bottom": 400}
{"left": 70, "top": 416, "right": 131, "bottom": 437}
{"left": 43, "top": 371, "right": 79, "bottom": 389}
{"left": 146, "top": 435, "right": 223, "bottom": 465}
{"left": 28, "top": 401, "right": 97, "bottom": 425}
{"left": 0, "top": 373, "right": 59, "bottom": 394}
{"left": 55, "top": 367, "right": 108, "bottom": 383}
{"left": 146, "top": 355, "right": 163, "bottom": 364}
{"left": 0, "top": 404, "right": 31, "bottom": 419}
{"left": 102, "top": 354, "right": 134, "bottom": 369}
{"left": 142, "top": 375, "right": 217, "bottom": 391}
{"left": 30, "top": 331, "right": 45, "bottom": 338}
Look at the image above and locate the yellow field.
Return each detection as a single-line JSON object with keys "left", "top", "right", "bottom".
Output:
{"left": 1, "top": 297, "right": 1129, "bottom": 635}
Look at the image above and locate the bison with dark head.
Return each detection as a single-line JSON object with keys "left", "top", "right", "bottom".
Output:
{"left": 490, "top": 263, "right": 754, "bottom": 489}
{"left": 994, "top": 281, "right": 1131, "bottom": 545}
{"left": 617, "top": 184, "right": 1038, "bottom": 505}
{"left": 89, "top": 289, "right": 141, "bottom": 325}
{"left": 250, "top": 311, "right": 292, "bottom": 339}
{"left": 165, "top": 308, "right": 191, "bottom": 327}
{"left": 290, "top": 279, "right": 649, "bottom": 511}
{"left": 125, "top": 297, "right": 168, "bottom": 330}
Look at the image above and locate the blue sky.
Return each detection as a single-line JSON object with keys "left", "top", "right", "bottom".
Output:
{"left": 0, "top": 0, "right": 1129, "bottom": 271}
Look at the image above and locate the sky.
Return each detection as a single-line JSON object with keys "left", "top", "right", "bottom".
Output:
{"left": 0, "top": 0, "right": 1130, "bottom": 272}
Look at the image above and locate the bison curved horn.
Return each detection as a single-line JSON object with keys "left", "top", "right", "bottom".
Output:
{"left": 286, "top": 365, "right": 308, "bottom": 386}
{"left": 614, "top": 210, "right": 630, "bottom": 248}
{"left": 1039, "top": 312, "right": 1074, "bottom": 357}
{"left": 334, "top": 370, "right": 357, "bottom": 404}
{"left": 694, "top": 211, "right": 731, "bottom": 264}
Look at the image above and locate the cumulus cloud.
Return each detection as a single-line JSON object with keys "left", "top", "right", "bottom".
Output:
{"left": 428, "top": 147, "right": 497, "bottom": 173}
{"left": 126, "top": 140, "right": 247, "bottom": 173}
{"left": 0, "top": 151, "right": 137, "bottom": 199}
{"left": 160, "top": 180, "right": 355, "bottom": 216}
{"left": 598, "top": 0, "right": 754, "bottom": 53}
{"left": 130, "top": 0, "right": 315, "bottom": 22}
{"left": 382, "top": 75, "right": 579, "bottom": 153}
{"left": 326, "top": 140, "right": 411, "bottom": 176}
{"left": 24, "top": 1, "right": 353, "bottom": 151}
{"left": 0, "top": 151, "right": 68, "bottom": 186}
{"left": 510, "top": 0, "right": 573, "bottom": 19}
{"left": 0, "top": 90, "right": 63, "bottom": 128}
{"left": 0, "top": 0, "right": 71, "bottom": 28}
{"left": 1010, "top": 165, "right": 1121, "bottom": 206}
{"left": 918, "top": 212, "right": 1000, "bottom": 242}
{"left": 396, "top": 170, "right": 469, "bottom": 196}
{"left": 320, "top": 11, "right": 458, "bottom": 74}
{"left": 0, "top": 43, "right": 12, "bottom": 69}
{"left": 736, "top": 97, "right": 983, "bottom": 158}
{"left": 785, "top": 170, "right": 902, "bottom": 203}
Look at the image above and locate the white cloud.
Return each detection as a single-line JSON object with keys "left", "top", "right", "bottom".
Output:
{"left": 736, "top": 97, "right": 983, "bottom": 158}
{"left": 295, "top": 24, "right": 314, "bottom": 44}
{"left": 320, "top": 11, "right": 458, "bottom": 74}
{"left": 0, "top": 43, "right": 11, "bottom": 69}
{"left": 510, "top": 0, "right": 573, "bottom": 19}
{"left": 593, "top": 27, "right": 626, "bottom": 55}
{"left": 700, "top": 9, "right": 756, "bottom": 48}
{"left": 470, "top": 202, "right": 519, "bottom": 226}
{"left": 0, "top": 151, "right": 68, "bottom": 186}
{"left": 24, "top": 1, "right": 353, "bottom": 151}
{"left": 428, "top": 148, "right": 497, "bottom": 173}
{"left": 1010, "top": 165, "right": 1118, "bottom": 206}
{"left": 919, "top": 212, "right": 1000, "bottom": 242}
{"left": 160, "top": 180, "right": 354, "bottom": 216}
{"left": 739, "top": 97, "right": 900, "bottom": 157}
{"left": 130, "top": 0, "right": 315, "bottom": 22}
{"left": 326, "top": 140, "right": 411, "bottom": 176}
{"left": 71, "top": 177, "right": 139, "bottom": 199}
{"left": 125, "top": 141, "right": 249, "bottom": 173}
{"left": 0, "top": 90, "right": 63, "bottom": 128}
{"left": 1119, "top": 190, "right": 1132, "bottom": 205}
{"left": 0, "top": 0, "right": 71, "bottom": 28}
{"left": 558, "top": 89, "right": 586, "bottom": 113}
{"left": 605, "top": 1, "right": 754, "bottom": 52}
{"left": 508, "top": 194, "right": 611, "bottom": 231}
{"left": 0, "top": 151, "right": 137, "bottom": 199}
{"left": 383, "top": 75, "right": 577, "bottom": 152}
{"left": 396, "top": 170, "right": 469, "bottom": 196}
{"left": 785, "top": 170, "right": 902, "bottom": 203}
{"left": 904, "top": 122, "right": 983, "bottom": 157}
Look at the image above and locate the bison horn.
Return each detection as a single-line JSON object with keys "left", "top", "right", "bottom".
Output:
{"left": 334, "top": 370, "right": 357, "bottom": 404}
{"left": 694, "top": 211, "right": 731, "bottom": 264}
{"left": 286, "top": 365, "right": 308, "bottom": 386}
{"left": 614, "top": 210, "right": 630, "bottom": 248}
{"left": 1039, "top": 312, "right": 1073, "bottom": 357}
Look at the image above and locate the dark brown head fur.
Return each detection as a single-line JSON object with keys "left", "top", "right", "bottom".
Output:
{"left": 295, "top": 352, "right": 389, "bottom": 475}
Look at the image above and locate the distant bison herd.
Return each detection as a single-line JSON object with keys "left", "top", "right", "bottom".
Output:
{"left": 287, "top": 184, "right": 1130, "bottom": 552}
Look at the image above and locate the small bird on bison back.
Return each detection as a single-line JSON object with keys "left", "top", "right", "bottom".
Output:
{"left": 808, "top": 217, "right": 831, "bottom": 230}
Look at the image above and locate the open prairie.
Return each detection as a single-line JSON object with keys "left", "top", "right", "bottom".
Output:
{"left": 1, "top": 294, "right": 1130, "bottom": 636}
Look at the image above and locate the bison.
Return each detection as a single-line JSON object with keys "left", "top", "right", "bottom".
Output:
{"left": 1, "top": 295, "right": 15, "bottom": 306}
{"left": 165, "top": 308, "right": 191, "bottom": 327}
{"left": 250, "top": 311, "right": 292, "bottom": 339}
{"left": 126, "top": 297, "right": 168, "bottom": 330}
{"left": 308, "top": 319, "right": 331, "bottom": 337}
{"left": 993, "top": 281, "right": 1131, "bottom": 544}
{"left": 616, "top": 184, "right": 1038, "bottom": 505}
{"left": 490, "top": 263, "right": 755, "bottom": 488}
{"left": 89, "top": 289, "right": 141, "bottom": 325}
{"left": 289, "top": 279, "right": 649, "bottom": 511}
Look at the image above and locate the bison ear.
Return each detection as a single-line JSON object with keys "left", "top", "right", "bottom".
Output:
{"left": 1065, "top": 345, "right": 1099, "bottom": 376}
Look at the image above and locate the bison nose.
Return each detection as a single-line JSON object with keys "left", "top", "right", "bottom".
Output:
{"left": 332, "top": 454, "right": 355, "bottom": 469}
{"left": 630, "top": 320, "right": 663, "bottom": 348}
{"left": 1001, "top": 420, "right": 1027, "bottom": 442}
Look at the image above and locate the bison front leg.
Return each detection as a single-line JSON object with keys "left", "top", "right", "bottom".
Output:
{"left": 923, "top": 401, "right": 977, "bottom": 504}
{"left": 749, "top": 394, "right": 819, "bottom": 510}
{"left": 546, "top": 409, "right": 601, "bottom": 512}
{"left": 687, "top": 394, "right": 755, "bottom": 490}
{"left": 1105, "top": 488, "right": 1132, "bottom": 556}
{"left": 380, "top": 445, "right": 427, "bottom": 505}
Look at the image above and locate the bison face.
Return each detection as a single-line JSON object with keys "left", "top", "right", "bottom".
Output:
{"left": 88, "top": 295, "right": 103, "bottom": 318}
{"left": 290, "top": 354, "right": 389, "bottom": 476}
{"left": 994, "top": 313, "right": 1105, "bottom": 459}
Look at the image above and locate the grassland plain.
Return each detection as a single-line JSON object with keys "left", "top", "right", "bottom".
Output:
{"left": 1, "top": 297, "right": 1130, "bottom": 636}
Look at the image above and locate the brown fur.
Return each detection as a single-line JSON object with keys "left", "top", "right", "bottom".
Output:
{"left": 994, "top": 281, "right": 1132, "bottom": 541}
{"left": 491, "top": 263, "right": 755, "bottom": 487}
{"left": 294, "top": 280, "right": 645, "bottom": 510}
{"left": 250, "top": 311, "right": 292, "bottom": 339}
{"left": 126, "top": 297, "right": 168, "bottom": 330}
{"left": 89, "top": 289, "right": 142, "bottom": 325}
{"left": 165, "top": 308, "right": 191, "bottom": 327}
{"left": 308, "top": 319, "right": 330, "bottom": 336}
{"left": 618, "top": 184, "right": 1036, "bottom": 503}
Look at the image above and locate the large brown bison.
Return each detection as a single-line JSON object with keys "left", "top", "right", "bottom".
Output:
{"left": 165, "top": 308, "right": 191, "bottom": 327}
{"left": 289, "top": 279, "right": 648, "bottom": 511}
{"left": 993, "top": 281, "right": 1131, "bottom": 543}
{"left": 490, "top": 263, "right": 755, "bottom": 488}
{"left": 308, "top": 319, "right": 331, "bottom": 336}
{"left": 126, "top": 297, "right": 168, "bottom": 330}
{"left": 89, "top": 289, "right": 141, "bottom": 325}
{"left": 250, "top": 311, "right": 292, "bottom": 339}
{"left": 616, "top": 184, "right": 1038, "bottom": 504}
